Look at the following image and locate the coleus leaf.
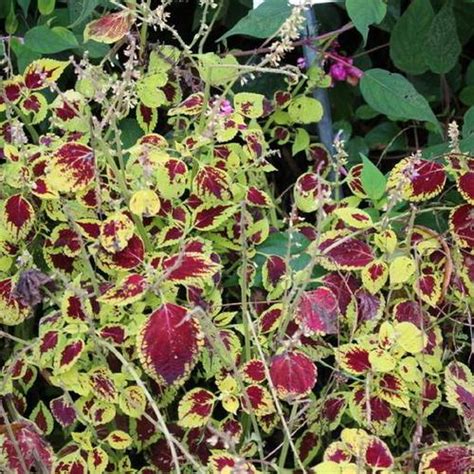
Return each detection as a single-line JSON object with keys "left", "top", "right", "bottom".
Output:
{"left": 296, "top": 287, "right": 339, "bottom": 335}
{"left": 88, "top": 367, "right": 118, "bottom": 403}
{"left": 241, "top": 384, "right": 275, "bottom": 417}
{"left": 450, "top": 204, "right": 474, "bottom": 248}
{"left": 137, "top": 303, "right": 203, "bottom": 385}
{"left": 318, "top": 231, "right": 375, "bottom": 270}
{"left": 169, "top": 92, "right": 204, "bottom": 116}
{"left": 54, "top": 338, "right": 85, "bottom": 374}
{"left": 296, "top": 430, "right": 320, "bottom": 465}
{"left": 361, "top": 260, "right": 388, "bottom": 294}
{"left": 98, "top": 274, "right": 148, "bottom": 306}
{"left": 262, "top": 255, "right": 289, "bottom": 298}
{"left": 335, "top": 343, "right": 372, "bottom": 375}
{"left": 19, "top": 92, "right": 47, "bottom": 124}
{"left": 319, "top": 393, "right": 347, "bottom": 431}
{"left": 363, "top": 436, "right": 394, "bottom": 469}
{"left": 349, "top": 389, "right": 395, "bottom": 436}
{"left": 208, "top": 452, "right": 258, "bottom": 474}
{"left": 99, "top": 234, "right": 145, "bottom": 271}
{"left": 119, "top": 385, "right": 147, "bottom": 418}
{"left": 106, "top": 430, "right": 133, "bottom": 450}
{"left": 323, "top": 441, "right": 352, "bottom": 464}
{"left": 161, "top": 252, "right": 220, "bottom": 287}
{"left": 178, "top": 388, "right": 215, "bottom": 428}
{"left": 378, "top": 373, "right": 410, "bottom": 409}
{"left": 415, "top": 265, "right": 443, "bottom": 307}
{"left": 294, "top": 172, "right": 330, "bottom": 213}
{"left": 137, "top": 103, "right": 158, "bottom": 133}
{"left": 1, "top": 194, "right": 35, "bottom": 240}
{"left": 234, "top": 92, "right": 265, "bottom": 119}
{"left": 445, "top": 361, "right": 474, "bottom": 432}
{"left": 100, "top": 212, "right": 135, "bottom": 253}
{"left": 258, "top": 304, "right": 284, "bottom": 334}
{"left": 53, "top": 452, "right": 88, "bottom": 474}
{"left": 457, "top": 171, "right": 474, "bottom": 204}
{"left": 61, "top": 291, "right": 90, "bottom": 323}
{"left": 30, "top": 401, "right": 54, "bottom": 435}
{"left": 47, "top": 142, "right": 95, "bottom": 193}
{"left": 419, "top": 445, "right": 474, "bottom": 474}
{"left": 387, "top": 157, "right": 446, "bottom": 202}
{"left": 23, "top": 59, "right": 68, "bottom": 90}
{"left": 0, "top": 421, "right": 54, "bottom": 474}
{"left": 98, "top": 324, "right": 127, "bottom": 345}
{"left": 270, "top": 351, "right": 317, "bottom": 400}
{"left": 333, "top": 207, "right": 373, "bottom": 230}
{"left": 193, "top": 204, "right": 237, "bottom": 231}
{"left": 241, "top": 359, "right": 266, "bottom": 384}
{"left": 87, "top": 447, "right": 108, "bottom": 473}
{"left": 0, "top": 278, "right": 30, "bottom": 325}
{"left": 194, "top": 165, "right": 231, "bottom": 201}
{"left": 50, "top": 395, "right": 77, "bottom": 427}
{"left": 84, "top": 10, "right": 134, "bottom": 44}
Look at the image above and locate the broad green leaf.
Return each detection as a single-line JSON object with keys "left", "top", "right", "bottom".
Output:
{"left": 136, "top": 73, "right": 168, "bottom": 108}
{"left": 288, "top": 96, "right": 323, "bottom": 124}
{"left": 38, "top": 0, "right": 55, "bottom": 15}
{"left": 68, "top": 0, "right": 99, "bottom": 28}
{"left": 462, "top": 106, "right": 474, "bottom": 138}
{"left": 346, "top": 0, "right": 387, "bottom": 43}
{"left": 360, "top": 69, "right": 439, "bottom": 131}
{"left": 25, "top": 25, "right": 79, "bottom": 54}
{"left": 292, "top": 128, "right": 310, "bottom": 155}
{"left": 389, "top": 0, "right": 434, "bottom": 75}
{"left": 360, "top": 154, "right": 386, "bottom": 201}
{"left": 460, "top": 85, "right": 474, "bottom": 106}
{"left": 425, "top": 0, "right": 461, "bottom": 74}
{"left": 219, "top": 0, "right": 291, "bottom": 40}
{"left": 196, "top": 53, "right": 239, "bottom": 86}
{"left": 10, "top": 38, "right": 41, "bottom": 73}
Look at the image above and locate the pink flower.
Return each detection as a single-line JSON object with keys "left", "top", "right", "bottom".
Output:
{"left": 327, "top": 51, "right": 363, "bottom": 86}
{"left": 329, "top": 62, "right": 348, "bottom": 82}
{"left": 219, "top": 99, "right": 233, "bottom": 116}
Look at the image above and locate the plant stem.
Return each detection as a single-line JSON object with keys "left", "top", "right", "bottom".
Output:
{"left": 278, "top": 403, "right": 299, "bottom": 470}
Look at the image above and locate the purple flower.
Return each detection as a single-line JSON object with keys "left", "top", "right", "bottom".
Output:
{"left": 297, "top": 57, "right": 307, "bottom": 70}
{"left": 219, "top": 99, "right": 233, "bottom": 116}
{"left": 329, "top": 63, "right": 348, "bottom": 82}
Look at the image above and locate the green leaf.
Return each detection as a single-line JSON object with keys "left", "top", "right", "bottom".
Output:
{"left": 219, "top": 0, "right": 291, "bottom": 40}
{"left": 425, "top": 0, "right": 461, "bottom": 74}
{"left": 257, "top": 231, "right": 310, "bottom": 258}
{"left": 466, "top": 61, "right": 474, "bottom": 86}
{"left": 292, "top": 128, "right": 310, "bottom": 155}
{"left": 24, "top": 25, "right": 79, "bottom": 54}
{"left": 346, "top": 0, "right": 387, "bottom": 43}
{"left": 16, "top": 0, "right": 31, "bottom": 16}
{"left": 460, "top": 85, "right": 474, "bottom": 106}
{"left": 366, "top": 122, "right": 407, "bottom": 152}
{"left": 6, "top": 0, "right": 18, "bottom": 34}
{"left": 360, "top": 69, "right": 439, "bottom": 131}
{"left": 196, "top": 53, "right": 239, "bottom": 86}
{"left": 288, "top": 96, "right": 323, "bottom": 124}
{"left": 360, "top": 154, "right": 386, "bottom": 201}
{"left": 10, "top": 38, "right": 41, "bottom": 73}
{"left": 38, "top": 0, "right": 55, "bottom": 15}
{"left": 462, "top": 106, "right": 474, "bottom": 138}
{"left": 389, "top": 0, "right": 434, "bottom": 75}
{"left": 68, "top": 0, "right": 99, "bottom": 28}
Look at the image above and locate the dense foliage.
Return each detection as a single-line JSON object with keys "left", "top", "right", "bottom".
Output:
{"left": 0, "top": 0, "right": 473, "bottom": 473}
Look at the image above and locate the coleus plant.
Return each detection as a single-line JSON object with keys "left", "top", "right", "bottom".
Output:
{"left": 0, "top": 4, "right": 473, "bottom": 474}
